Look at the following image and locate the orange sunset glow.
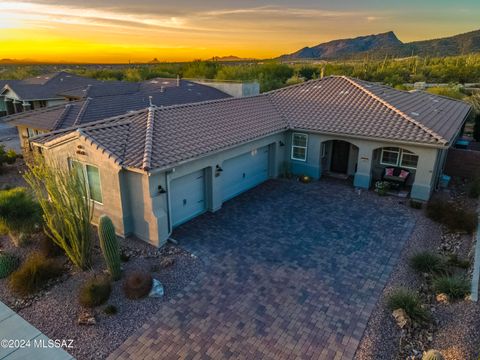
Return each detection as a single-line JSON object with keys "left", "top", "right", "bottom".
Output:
{"left": 1, "top": 1, "right": 479, "bottom": 63}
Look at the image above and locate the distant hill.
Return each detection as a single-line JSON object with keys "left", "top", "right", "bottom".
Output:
{"left": 210, "top": 55, "right": 256, "bottom": 62}
{"left": 278, "top": 29, "right": 480, "bottom": 60}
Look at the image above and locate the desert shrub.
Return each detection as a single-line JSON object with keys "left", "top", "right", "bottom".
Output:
{"left": 445, "top": 208, "right": 477, "bottom": 234}
{"left": 0, "top": 187, "right": 42, "bottom": 246}
{"left": 468, "top": 178, "right": 480, "bottom": 199}
{"left": 410, "top": 252, "right": 447, "bottom": 274}
{"left": 0, "top": 253, "right": 20, "bottom": 278}
{"left": 387, "top": 288, "right": 430, "bottom": 323}
{"left": 79, "top": 275, "right": 112, "bottom": 308}
{"left": 426, "top": 199, "right": 477, "bottom": 234}
{"left": 0, "top": 145, "right": 17, "bottom": 170}
{"left": 9, "top": 252, "right": 63, "bottom": 296}
{"left": 422, "top": 350, "right": 444, "bottom": 360}
{"left": 426, "top": 200, "right": 449, "bottom": 222}
{"left": 433, "top": 275, "right": 470, "bottom": 300}
{"left": 123, "top": 271, "right": 152, "bottom": 300}
{"left": 5, "top": 149, "right": 17, "bottom": 165}
{"left": 446, "top": 254, "right": 470, "bottom": 269}
{"left": 24, "top": 156, "right": 93, "bottom": 269}
{"left": 39, "top": 236, "right": 64, "bottom": 258}
{"left": 410, "top": 200, "right": 423, "bottom": 209}
{"left": 104, "top": 304, "right": 118, "bottom": 315}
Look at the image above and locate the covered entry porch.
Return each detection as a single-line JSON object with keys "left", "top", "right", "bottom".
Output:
{"left": 287, "top": 131, "right": 441, "bottom": 201}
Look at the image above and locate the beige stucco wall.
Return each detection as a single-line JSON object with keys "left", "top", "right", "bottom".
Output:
{"left": 288, "top": 131, "right": 442, "bottom": 200}
{"left": 42, "top": 135, "right": 127, "bottom": 236}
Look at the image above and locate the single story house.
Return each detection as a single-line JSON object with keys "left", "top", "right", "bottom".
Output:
{"left": 30, "top": 76, "right": 472, "bottom": 247}
{"left": 6, "top": 78, "right": 231, "bottom": 151}
{"left": 0, "top": 72, "right": 100, "bottom": 116}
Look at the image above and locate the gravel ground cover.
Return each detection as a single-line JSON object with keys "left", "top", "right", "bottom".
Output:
{"left": 355, "top": 182, "right": 480, "bottom": 360}
{"left": 0, "top": 234, "right": 202, "bottom": 360}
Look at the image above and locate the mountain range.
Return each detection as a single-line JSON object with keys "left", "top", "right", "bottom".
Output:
{"left": 278, "top": 29, "right": 480, "bottom": 60}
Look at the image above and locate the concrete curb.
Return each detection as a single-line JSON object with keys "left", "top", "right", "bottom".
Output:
{"left": 470, "top": 203, "right": 480, "bottom": 302}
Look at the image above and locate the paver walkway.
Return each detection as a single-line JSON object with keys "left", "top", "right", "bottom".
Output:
{"left": 110, "top": 179, "right": 415, "bottom": 360}
{"left": 0, "top": 301, "right": 73, "bottom": 360}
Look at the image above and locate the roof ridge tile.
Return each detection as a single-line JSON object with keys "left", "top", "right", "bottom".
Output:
{"left": 73, "top": 97, "right": 91, "bottom": 126}
{"left": 51, "top": 103, "right": 73, "bottom": 130}
{"left": 142, "top": 106, "right": 155, "bottom": 171}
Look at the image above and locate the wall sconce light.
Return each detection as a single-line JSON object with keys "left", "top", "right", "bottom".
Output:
{"left": 215, "top": 165, "right": 223, "bottom": 177}
{"left": 158, "top": 185, "right": 166, "bottom": 194}
{"left": 279, "top": 141, "right": 285, "bottom": 147}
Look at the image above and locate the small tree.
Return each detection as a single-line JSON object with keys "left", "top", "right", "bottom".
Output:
{"left": 24, "top": 155, "right": 94, "bottom": 270}
{"left": 0, "top": 187, "right": 42, "bottom": 246}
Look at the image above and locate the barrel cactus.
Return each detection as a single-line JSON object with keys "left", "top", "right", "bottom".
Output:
{"left": 423, "top": 350, "right": 444, "bottom": 360}
{"left": 0, "top": 252, "right": 19, "bottom": 278}
{"left": 98, "top": 215, "right": 121, "bottom": 281}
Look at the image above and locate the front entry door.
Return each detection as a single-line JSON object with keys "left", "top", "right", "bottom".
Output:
{"left": 330, "top": 140, "right": 350, "bottom": 174}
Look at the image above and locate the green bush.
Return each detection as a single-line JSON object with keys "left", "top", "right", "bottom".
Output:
{"left": 446, "top": 254, "right": 470, "bottom": 269}
{"left": 469, "top": 178, "right": 480, "bottom": 199}
{"left": 39, "top": 236, "right": 64, "bottom": 258}
{"left": 433, "top": 275, "right": 470, "bottom": 300}
{"left": 0, "top": 253, "right": 20, "bottom": 278}
{"left": 123, "top": 271, "right": 152, "bottom": 300}
{"left": 104, "top": 304, "right": 118, "bottom": 315}
{"left": 9, "top": 253, "right": 63, "bottom": 296}
{"left": 24, "top": 156, "right": 93, "bottom": 269}
{"left": 0, "top": 145, "right": 17, "bottom": 170}
{"left": 0, "top": 187, "right": 42, "bottom": 246}
{"left": 410, "top": 200, "right": 423, "bottom": 209}
{"left": 410, "top": 252, "right": 446, "bottom": 274}
{"left": 426, "top": 200, "right": 449, "bottom": 222}
{"left": 426, "top": 199, "right": 477, "bottom": 234}
{"left": 387, "top": 288, "right": 430, "bottom": 323}
{"left": 79, "top": 275, "right": 112, "bottom": 308}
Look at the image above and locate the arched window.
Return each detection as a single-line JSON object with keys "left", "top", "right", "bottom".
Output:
{"left": 380, "top": 147, "right": 418, "bottom": 169}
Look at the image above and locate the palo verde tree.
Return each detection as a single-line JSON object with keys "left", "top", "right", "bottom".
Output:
{"left": 24, "top": 155, "right": 94, "bottom": 270}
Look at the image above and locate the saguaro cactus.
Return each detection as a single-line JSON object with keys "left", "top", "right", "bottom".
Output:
{"left": 98, "top": 215, "right": 121, "bottom": 281}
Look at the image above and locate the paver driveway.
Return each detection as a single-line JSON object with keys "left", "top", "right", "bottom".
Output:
{"left": 110, "top": 179, "right": 415, "bottom": 360}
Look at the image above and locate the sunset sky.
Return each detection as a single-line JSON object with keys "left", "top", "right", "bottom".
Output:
{"left": 1, "top": 0, "right": 479, "bottom": 63}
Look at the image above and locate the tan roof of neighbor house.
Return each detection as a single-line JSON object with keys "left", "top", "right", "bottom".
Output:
{"left": 31, "top": 76, "right": 472, "bottom": 172}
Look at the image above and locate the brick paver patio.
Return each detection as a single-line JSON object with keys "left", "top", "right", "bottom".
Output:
{"left": 109, "top": 179, "right": 415, "bottom": 360}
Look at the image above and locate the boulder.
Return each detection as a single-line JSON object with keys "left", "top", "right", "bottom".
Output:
{"left": 393, "top": 308, "right": 410, "bottom": 329}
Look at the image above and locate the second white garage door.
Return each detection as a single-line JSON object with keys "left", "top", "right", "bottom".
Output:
{"left": 222, "top": 146, "right": 269, "bottom": 202}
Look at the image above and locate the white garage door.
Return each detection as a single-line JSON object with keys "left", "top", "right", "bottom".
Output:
{"left": 170, "top": 169, "right": 206, "bottom": 227}
{"left": 222, "top": 146, "right": 269, "bottom": 202}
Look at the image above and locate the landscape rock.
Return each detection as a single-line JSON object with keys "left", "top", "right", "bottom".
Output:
{"left": 435, "top": 293, "right": 449, "bottom": 304}
{"left": 392, "top": 308, "right": 410, "bottom": 329}
{"left": 148, "top": 279, "right": 164, "bottom": 298}
{"left": 78, "top": 310, "right": 96, "bottom": 325}
{"left": 160, "top": 257, "right": 175, "bottom": 269}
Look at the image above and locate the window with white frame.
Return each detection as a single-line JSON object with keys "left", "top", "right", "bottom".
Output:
{"left": 291, "top": 133, "right": 308, "bottom": 161}
{"left": 380, "top": 147, "right": 418, "bottom": 169}
{"left": 70, "top": 160, "right": 103, "bottom": 203}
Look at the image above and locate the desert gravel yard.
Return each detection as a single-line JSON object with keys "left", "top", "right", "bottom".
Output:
{"left": 110, "top": 179, "right": 416, "bottom": 360}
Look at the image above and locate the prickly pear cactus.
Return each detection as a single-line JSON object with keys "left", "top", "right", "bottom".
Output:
{"left": 98, "top": 215, "right": 121, "bottom": 281}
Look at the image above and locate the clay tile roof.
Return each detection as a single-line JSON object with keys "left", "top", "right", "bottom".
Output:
{"left": 31, "top": 76, "right": 472, "bottom": 172}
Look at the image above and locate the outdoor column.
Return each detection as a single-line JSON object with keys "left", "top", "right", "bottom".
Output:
{"left": 353, "top": 146, "right": 373, "bottom": 189}
{"left": 4, "top": 98, "right": 12, "bottom": 115}
{"left": 410, "top": 154, "right": 434, "bottom": 201}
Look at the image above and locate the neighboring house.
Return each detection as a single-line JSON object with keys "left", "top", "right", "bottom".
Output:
{"left": 30, "top": 76, "right": 472, "bottom": 247}
{"left": 5, "top": 78, "right": 231, "bottom": 151}
{"left": 0, "top": 72, "right": 100, "bottom": 116}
